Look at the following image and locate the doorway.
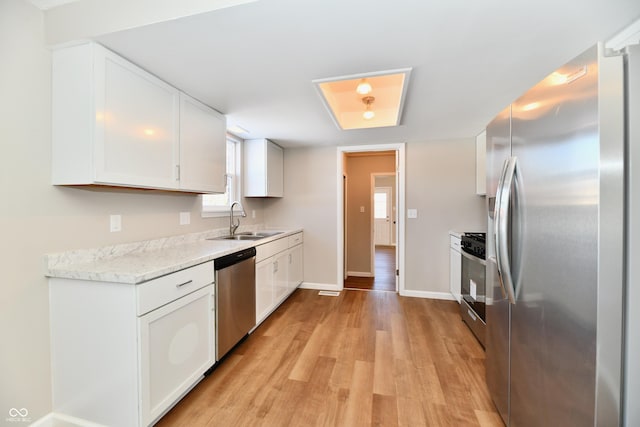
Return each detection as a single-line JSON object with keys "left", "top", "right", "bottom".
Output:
{"left": 337, "top": 144, "right": 405, "bottom": 294}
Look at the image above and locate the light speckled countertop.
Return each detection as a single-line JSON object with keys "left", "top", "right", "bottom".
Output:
{"left": 45, "top": 228, "right": 302, "bottom": 284}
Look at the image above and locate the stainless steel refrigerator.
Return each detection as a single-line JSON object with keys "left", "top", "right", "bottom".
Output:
{"left": 485, "top": 43, "right": 638, "bottom": 426}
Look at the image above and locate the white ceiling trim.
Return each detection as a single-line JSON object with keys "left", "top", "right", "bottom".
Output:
{"left": 606, "top": 18, "right": 640, "bottom": 50}
{"left": 44, "top": 0, "right": 258, "bottom": 45}
{"left": 28, "top": 0, "right": 81, "bottom": 10}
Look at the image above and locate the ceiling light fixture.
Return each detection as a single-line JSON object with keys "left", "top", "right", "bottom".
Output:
{"left": 356, "top": 79, "right": 372, "bottom": 95}
{"left": 362, "top": 96, "right": 375, "bottom": 120}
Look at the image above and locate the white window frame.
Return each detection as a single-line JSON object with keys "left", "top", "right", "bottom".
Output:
{"left": 201, "top": 134, "right": 244, "bottom": 217}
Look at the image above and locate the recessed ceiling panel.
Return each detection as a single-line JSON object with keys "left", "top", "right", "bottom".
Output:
{"left": 313, "top": 69, "right": 411, "bottom": 130}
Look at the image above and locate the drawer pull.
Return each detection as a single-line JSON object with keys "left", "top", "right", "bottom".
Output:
{"left": 176, "top": 280, "right": 193, "bottom": 289}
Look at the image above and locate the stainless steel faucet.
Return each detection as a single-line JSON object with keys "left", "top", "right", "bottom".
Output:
{"left": 229, "top": 201, "right": 246, "bottom": 236}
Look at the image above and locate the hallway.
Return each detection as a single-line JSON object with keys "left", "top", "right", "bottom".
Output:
{"left": 344, "top": 245, "right": 396, "bottom": 291}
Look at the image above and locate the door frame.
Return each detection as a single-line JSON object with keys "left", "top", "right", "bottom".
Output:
{"left": 336, "top": 143, "right": 405, "bottom": 294}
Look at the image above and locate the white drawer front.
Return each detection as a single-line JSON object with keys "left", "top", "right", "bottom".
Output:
{"left": 136, "top": 261, "right": 214, "bottom": 316}
{"left": 288, "top": 232, "right": 303, "bottom": 247}
{"left": 255, "top": 238, "right": 289, "bottom": 263}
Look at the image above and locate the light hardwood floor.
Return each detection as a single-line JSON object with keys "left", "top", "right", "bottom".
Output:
{"left": 345, "top": 246, "right": 396, "bottom": 291}
{"left": 157, "top": 289, "right": 504, "bottom": 427}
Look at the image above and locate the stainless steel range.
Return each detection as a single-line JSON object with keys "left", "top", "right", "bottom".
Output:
{"left": 460, "top": 232, "right": 486, "bottom": 347}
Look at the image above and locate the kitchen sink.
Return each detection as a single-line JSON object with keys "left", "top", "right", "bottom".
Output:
{"left": 213, "top": 235, "right": 265, "bottom": 241}
{"left": 237, "top": 231, "right": 284, "bottom": 237}
{"left": 209, "top": 231, "right": 284, "bottom": 241}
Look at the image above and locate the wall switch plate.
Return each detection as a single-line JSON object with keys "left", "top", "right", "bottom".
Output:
{"left": 252, "top": 210, "right": 256, "bottom": 219}
{"left": 110, "top": 214, "right": 122, "bottom": 232}
{"left": 360, "top": 206, "right": 365, "bottom": 213}
{"left": 179, "top": 212, "right": 190, "bottom": 225}
{"left": 407, "top": 209, "right": 418, "bottom": 219}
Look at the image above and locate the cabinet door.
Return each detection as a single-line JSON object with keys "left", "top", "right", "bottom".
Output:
{"left": 288, "top": 244, "right": 303, "bottom": 292}
{"left": 266, "top": 141, "right": 284, "bottom": 197}
{"left": 255, "top": 258, "right": 274, "bottom": 324}
{"left": 179, "top": 94, "right": 226, "bottom": 193}
{"left": 138, "top": 285, "right": 214, "bottom": 426}
{"left": 94, "top": 48, "right": 179, "bottom": 189}
{"left": 244, "top": 139, "right": 284, "bottom": 197}
{"left": 450, "top": 247, "right": 462, "bottom": 303}
{"left": 273, "top": 251, "right": 288, "bottom": 304}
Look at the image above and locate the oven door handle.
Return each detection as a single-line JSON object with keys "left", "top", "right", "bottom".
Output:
{"left": 495, "top": 156, "right": 517, "bottom": 305}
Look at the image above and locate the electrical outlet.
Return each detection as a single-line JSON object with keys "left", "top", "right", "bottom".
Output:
{"left": 179, "top": 212, "right": 191, "bottom": 225}
{"left": 110, "top": 214, "right": 122, "bottom": 232}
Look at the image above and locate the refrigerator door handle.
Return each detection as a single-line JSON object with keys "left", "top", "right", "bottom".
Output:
{"left": 493, "top": 158, "right": 509, "bottom": 299}
{"left": 496, "top": 156, "right": 517, "bottom": 305}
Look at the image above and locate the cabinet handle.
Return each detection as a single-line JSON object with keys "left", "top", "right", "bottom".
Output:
{"left": 176, "top": 279, "right": 193, "bottom": 288}
{"left": 289, "top": 254, "right": 292, "bottom": 264}
{"left": 175, "top": 165, "right": 180, "bottom": 181}
{"left": 273, "top": 261, "right": 278, "bottom": 273}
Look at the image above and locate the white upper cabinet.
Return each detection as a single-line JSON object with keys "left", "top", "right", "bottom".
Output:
{"left": 52, "top": 42, "right": 226, "bottom": 193}
{"left": 476, "top": 129, "right": 487, "bottom": 196}
{"left": 243, "top": 138, "right": 284, "bottom": 197}
{"left": 178, "top": 94, "right": 226, "bottom": 193}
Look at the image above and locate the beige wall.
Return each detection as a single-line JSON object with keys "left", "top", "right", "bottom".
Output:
{"left": 263, "top": 146, "right": 338, "bottom": 286}
{"left": 345, "top": 154, "right": 395, "bottom": 274}
{"left": 404, "top": 139, "right": 487, "bottom": 295}
{"left": 263, "top": 140, "right": 485, "bottom": 295}
{"left": 0, "top": 0, "right": 264, "bottom": 419}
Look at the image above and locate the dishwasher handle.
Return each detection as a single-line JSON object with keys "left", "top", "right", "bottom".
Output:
{"left": 214, "top": 247, "right": 257, "bottom": 270}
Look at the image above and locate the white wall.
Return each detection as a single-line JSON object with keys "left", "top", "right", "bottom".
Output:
{"left": 263, "top": 139, "right": 486, "bottom": 294}
{"left": 0, "top": 0, "right": 263, "bottom": 420}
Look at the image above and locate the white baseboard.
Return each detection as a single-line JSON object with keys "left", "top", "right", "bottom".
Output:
{"left": 31, "top": 412, "right": 107, "bottom": 427}
{"left": 346, "top": 271, "right": 373, "bottom": 278}
{"left": 399, "top": 289, "right": 457, "bottom": 300}
{"left": 299, "top": 282, "right": 342, "bottom": 291}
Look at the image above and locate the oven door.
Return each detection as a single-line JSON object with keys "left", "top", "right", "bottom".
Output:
{"left": 460, "top": 250, "right": 487, "bottom": 347}
{"left": 461, "top": 250, "right": 487, "bottom": 321}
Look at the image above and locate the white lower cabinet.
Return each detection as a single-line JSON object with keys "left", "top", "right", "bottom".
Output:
{"left": 139, "top": 286, "right": 214, "bottom": 425}
{"left": 255, "top": 256, "right": 275, "bottom": 324}
{"left": 287, "top": 244, "right": 303, "bottom": 292}
{"left": 49, "top": 261, "right": 215, "bottom": 427}
{"left": 255, "top": 232, "right": 304, "bottom": 325}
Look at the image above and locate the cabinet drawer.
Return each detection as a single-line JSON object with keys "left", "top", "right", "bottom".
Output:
{"left": 136, "top": 261, "right": 214, "bottom": 316}
{"left": 288, "top": 232, "right": 303, "bottom": 247}
{"left": 255, "top": 238, "right": 289, "bottom": 263}
{"left": 450, "top": 235, "right": 461, "bottom": 250}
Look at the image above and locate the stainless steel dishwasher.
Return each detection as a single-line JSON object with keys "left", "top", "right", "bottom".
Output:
{"left": 214, "top": 247, "right": 256, "bottom": 361}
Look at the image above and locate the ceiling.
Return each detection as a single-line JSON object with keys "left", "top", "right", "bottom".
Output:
{"left": 62, "top": 0, "right": 640, "bottom": 147}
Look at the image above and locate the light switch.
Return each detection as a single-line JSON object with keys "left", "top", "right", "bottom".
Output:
{"left": 407, "top": 209, "right": 418, "bottom": 219}
{"left": 360, "top": 206, "right": 365, "bottom": 213}
{"left": 110, "top": 214, "right": 122, "bottom": 232}
{"left": 179, "top": 212, "right": 190, "bottom": 225}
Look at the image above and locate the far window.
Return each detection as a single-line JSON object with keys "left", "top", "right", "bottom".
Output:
{"left": 202, "top": 136, "right": 242, "bottom": 215}
{"left": 374, "top": 192, "right": 388, "bottom": 219}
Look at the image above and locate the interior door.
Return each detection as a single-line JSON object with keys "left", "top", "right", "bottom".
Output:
{"left": 374, "top": 187, "right": 392, "bottom": 245}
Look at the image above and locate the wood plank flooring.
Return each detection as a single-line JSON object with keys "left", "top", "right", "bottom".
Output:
{"left": 157, "top": 289, "right": 503, "bottom": 427}
{"left": 345, "top": 246, "right": 396, "bottom": 291}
